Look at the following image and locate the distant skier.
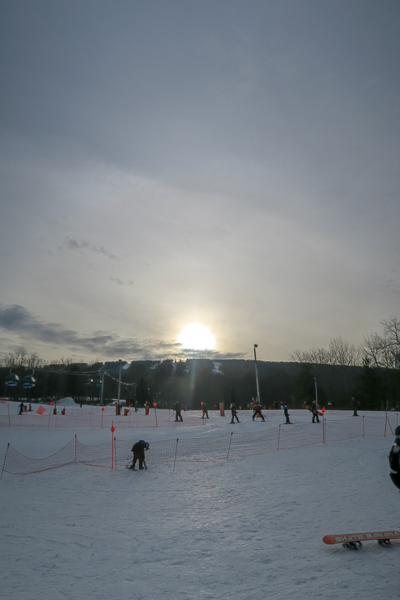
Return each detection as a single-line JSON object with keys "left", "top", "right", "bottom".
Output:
{"left": 129, "top": 440, "right": 149, "bottom": 470}
{"left": 202, "top": 403, "right": 209, "bottom": 419}
{"left": 18, "top": 402, "right": 25, "bottom": 415}
{"left": 230, "top": 403, "right": 240, "bottom": 424}
{"left": 283, "top": 404, "right": 291, "bottom": 424}
{"left": 311, "top": 401, "right": 320, "bottom": 423}
{"left": 174, "top": 401, "right": 183, "bottom": 422}
{"left": 252, "top": 402, "right": 265, "bottom": 422}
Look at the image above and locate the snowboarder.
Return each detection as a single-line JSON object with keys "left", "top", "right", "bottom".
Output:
{"left": 230, "top": 403, "right": 240, "bottom": 424}
{"left": 174, "top": 401, "right": 183, "bottom": 422}
{"left": 129, "top": 440, "right": 149, "bottom": 470}
{"left": 252, "top": 402, "right": 265, "bottom": 422}
{"left": 283, "top": 404, "right": 291, "bottom": 424}
{"left": 311, "top": 401, "right": 320, "bottom": 423}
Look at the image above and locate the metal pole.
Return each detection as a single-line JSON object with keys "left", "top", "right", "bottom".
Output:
{"left": 254, "top": 344, "right": 261, "bottom": 404}
{"left": 100, "top": 370, "right": 105, "bottom": 405}
{"left": 117, "top": 359, "right": 122, "bottom": 403}
{"left": 314, "top": 377, "right": 318, "bottom": 409}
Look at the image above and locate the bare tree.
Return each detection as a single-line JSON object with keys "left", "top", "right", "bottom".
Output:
{"left": 329, "top": 336, "right": 361, "bottom": 366}
{"left": 0, "top": 346, "right": 44, "bottom": 369}
{"left": 362, "top": 317, "right": 400, "bottom": 369}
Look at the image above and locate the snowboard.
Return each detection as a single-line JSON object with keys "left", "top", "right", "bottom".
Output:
{"left": 323, "top": 530, "right": 400, "bottom": 549}
{"left": 305, "top": 405, "right": 323, "bottom": 416}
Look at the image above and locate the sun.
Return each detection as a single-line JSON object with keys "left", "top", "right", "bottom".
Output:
{"left": 178, "top": 323, "right": 216, "bottom": 351}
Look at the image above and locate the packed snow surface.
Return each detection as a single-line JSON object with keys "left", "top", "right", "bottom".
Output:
{"left": 1, "top": 405, "right": 399, "bottom": 599}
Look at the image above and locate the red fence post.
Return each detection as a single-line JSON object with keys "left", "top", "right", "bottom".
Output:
{"left": 277, "top": 424, "right": 281, "bottom": 450}
{"left": 111, "top": 421, "right": 115, "bottom": 469}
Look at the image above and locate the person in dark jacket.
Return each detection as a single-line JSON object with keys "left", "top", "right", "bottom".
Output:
{"left": 129, "top": 440, "right": 149, "bottom": 470}
{"left": 311, "top": 401, "right": 320, "bottom": 423}
{"left": 230, "top": 403, "right": 240, "bottom": 424}
{"left": 18, "top": 402, "right": 25, "bottom": 415}
{"left": 389, "top": 426, "right": 400, "bottom": 489}
{"left": 252, "top": 402, "right": 265, "bottom": 422}
{"left": 202, "top": 403, "right": 209, "bottom": 419}
{"left": 283, "top": 404, "right": 291, "bottom": 424}
{"left": 174, "top": 402, "right": 183, "bottom": 422}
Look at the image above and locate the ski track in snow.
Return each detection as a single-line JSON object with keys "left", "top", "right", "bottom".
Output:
{"left": 0, "top": 406, "right": 399, "bottom": 599}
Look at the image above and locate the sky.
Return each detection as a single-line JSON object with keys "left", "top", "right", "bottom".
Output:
{"left": 0, "top": 0, "right": 399, "bottom": 364}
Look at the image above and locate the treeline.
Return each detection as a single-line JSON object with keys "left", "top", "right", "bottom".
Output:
{"left": 1, "top": 317, "right": 399, "bottom": 410}
{"left": 1, "top": 357, "right": 399, "bottom": 411}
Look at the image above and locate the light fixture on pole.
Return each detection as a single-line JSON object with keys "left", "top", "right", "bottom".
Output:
{"left": 254, "top": 344, "right": 261, "bottom": 404}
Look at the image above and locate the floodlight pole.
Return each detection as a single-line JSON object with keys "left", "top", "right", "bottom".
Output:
{"left": 100, "top": 369, "right": 105, "bottom": 405}
{"left": 254, "top": 344, "right": 261, "bottom": 404}
{"left": 314, "top": 377, "right": 318, "bottom": 409}
{"left": 118, "top": 359, "right": 122, "bottom": 403}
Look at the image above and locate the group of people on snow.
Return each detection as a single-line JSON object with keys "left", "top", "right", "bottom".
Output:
{"left": 171, "top": 401, "right": 326, "bottom": 425}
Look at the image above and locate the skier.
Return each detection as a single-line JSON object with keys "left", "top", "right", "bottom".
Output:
{"left": 252, "top": 402, "right": 265, "bottom": 422}
{"left": 389, "top": 426, "right": 400, "bottom": 489}
{"left": 174, "top": 401, "right": 183, "bottom": 422}
{"left": 129, "top": 440, "right": 149, "bottom": 470}
{"left": 283, "top": 404, "right": 291, "bottom": 424}
{"left": 18, "top": 402, "right": 25, "bottom": 415}
{"left": 230, "top": 403, "right": 240, "bottom": 424}
{"left": 311, "top": 401, "right": 320, "bottom": 423}
{"left": 202, "top": 403, "right": 209, "bottom": 419}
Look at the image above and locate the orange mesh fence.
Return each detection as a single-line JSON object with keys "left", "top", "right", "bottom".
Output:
{"left": 0, "top": 409, "right": 203, "bottom": 429}
{"left": 75, "top": 439, "right": 114, "bottom": 468}
{"left": 227, "top": 429, "right": 279, "bottom": 456}
{"left": 2, "top": 437, "right": 76, "bottom": 476}
{"left": 1, "top": 414, "right": 399, "bottom": 477}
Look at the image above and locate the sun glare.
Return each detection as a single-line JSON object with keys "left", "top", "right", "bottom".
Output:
{"left": 178, "top": 323, "right": 216, "bottom": 351}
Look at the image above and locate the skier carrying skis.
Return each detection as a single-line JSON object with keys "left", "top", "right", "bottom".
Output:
{"left": 129, "top": 440, "right": 149, "bottom": 470}
{"left": 283, "top": 404, "right": 291, "bottom": 424}
{"left": 230, "top": 403, "right": 240, "bottom": 424}
{"left": 252, "top": 402, "right": 265, "bottom": 422}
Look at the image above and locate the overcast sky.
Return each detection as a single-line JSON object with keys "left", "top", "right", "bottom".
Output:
{"left": 0, "top": 0, "right": 399, "bottom": 364}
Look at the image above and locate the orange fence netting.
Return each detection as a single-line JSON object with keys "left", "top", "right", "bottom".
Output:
{"left": 1, "top": 413, "right": 397, "bottom": 478}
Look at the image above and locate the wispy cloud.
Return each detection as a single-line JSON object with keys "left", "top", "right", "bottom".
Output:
{"left": 64, "top": 238, "right": 118, "bottom": 261}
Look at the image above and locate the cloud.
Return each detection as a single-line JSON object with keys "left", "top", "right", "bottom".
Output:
{"left": 64, "top": 238, "right": 118, "bottom": 261}
{"left": 0, "top": 305, "right": 244, "bottom": 361}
